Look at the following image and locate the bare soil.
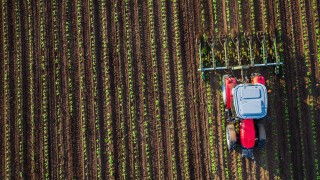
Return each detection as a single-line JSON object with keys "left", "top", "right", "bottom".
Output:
{"left": 1, "top": 0, "right": 319, "bottom": 179}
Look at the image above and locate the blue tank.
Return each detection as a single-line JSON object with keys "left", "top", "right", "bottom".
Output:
{"left": 232, "top": 84, "right": 268, "bottom": 119}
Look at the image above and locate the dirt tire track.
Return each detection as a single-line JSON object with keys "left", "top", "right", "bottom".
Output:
{"left": 0, "top": 0, "right": 5, "bottom": 178}
{"left": 165, "top": 0, "right": 186, "bottom": 178}
{"left": 7, "top": 0, "right": 20, "bottom": 178}
{"left": 291, "top": 0, "right": 316, "bottom": 178}
{"left": 81, "top": 0, "right": 97, "bottom": 178}
{"left": 69, "top": 0, "right": 85, "bottom": 178}
{"left": 57, "top": 0, "right": 73, "bottom": 178}
{"left": 129, "top": 0, "right": 148, "bottom": 178}
{"left": 152, "top": 0, "right": 173, "bottom": 179}
{"left": 117, "top": 1, "right": 135, "bottom": 179}
{"left": 93, "top": 1, "right": 110, "bottom": 179}
{"left": 18, "top": 0, "right": 33, "bottom": 178}
{"left": 227, "top": 150, "right": 238, "bottom": 179}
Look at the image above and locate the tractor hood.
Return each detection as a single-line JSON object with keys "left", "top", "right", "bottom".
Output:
{"left": 232, "top": 84, "right": 268, "bottom": 119}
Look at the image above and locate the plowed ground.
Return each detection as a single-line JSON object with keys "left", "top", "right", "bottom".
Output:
{"left": 0, "top": 0, "right": 319, "bottom": 179}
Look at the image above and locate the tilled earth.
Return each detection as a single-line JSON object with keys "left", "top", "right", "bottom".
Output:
{"left": 0, "top": 0, "right": 319, "bottom": 179}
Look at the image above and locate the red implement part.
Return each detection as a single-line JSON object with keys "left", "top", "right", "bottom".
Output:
{"left": 240, "top": 119, "right": 256, "bottom": 148}
{"left": 225, "top": 77, "right": 237, "bottom": 109}
{"left": 252, "top": 75, "right": 266, "bottom": 85}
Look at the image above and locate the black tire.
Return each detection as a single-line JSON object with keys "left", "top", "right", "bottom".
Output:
{"left": 226, "top": 124, "right": 237, "bottom": 150}
{"left": 222, "top": 75, "right": 230, "bottom": 106}
{"left": 257, "top": 122, "right": 266, "bottom": 149}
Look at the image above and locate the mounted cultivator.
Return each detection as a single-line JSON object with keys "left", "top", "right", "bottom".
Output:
{"left": 198, "top": 32, "right": 283, "bottom": 159}
{"left": 198, "top": 33, "right": 282, "bottom": 80}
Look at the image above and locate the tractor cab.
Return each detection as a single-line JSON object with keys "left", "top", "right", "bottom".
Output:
{"left": 223, "top": 74, "right": 268, "bottom": 159}
{"left": 233, "top": 83, "right": 268, "bottom": 119}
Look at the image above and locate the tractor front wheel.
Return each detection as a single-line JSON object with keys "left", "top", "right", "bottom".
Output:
{"left": 222, "top": 75, "right": 230, "bottom": 106}
{"left": 226, "top": 123, "right": 237, "bottom": 150}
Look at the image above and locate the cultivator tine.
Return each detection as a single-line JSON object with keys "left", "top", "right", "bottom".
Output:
{"left": 257, "top": 31, "right": 267, "bottom": 65}
{"left": 273, "top": 36, "right": 281, "bottom": 74}
{"left": 235, "top": 38, "right": 241, "bottom": 66}
{"left": 198, "top": 38, "right": 206, "bottom": 80}
{"left": 219, "top": 35, "right": 229, "bottom": 68}
{"left": 209, "top": 39, "right": 216, "bottom": 70}
{"left": 249, "top": 38, "right": 254, "bottom": 66}
{"left": 245, "top": 34, "right": 254, "bottom": 66}
{"left": 197, "top": 32, "right": 283, "bottom": 73}
{"left": 224, "top": 39, "right": 229, "bottom": 68}
{"left": 235, "top": 37, "right": 246, "bottom": 81}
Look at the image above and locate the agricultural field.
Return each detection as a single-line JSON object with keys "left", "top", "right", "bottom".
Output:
{"left": 0, "top": 0, "right": 319, "bottom": 179}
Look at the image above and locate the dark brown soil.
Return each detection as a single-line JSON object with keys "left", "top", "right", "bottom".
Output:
{"left": 18, "top": 0, "right": 33, "bottom": 178}
{"left": 1, "top": 0, "right": 320, "bottom": 179}
{"left": 69, "top": 0, "right": 84, "bottom": 178}
{"left": 57, "top": 0, "right": 73, "bottom": 179}
{"left": 0, "top": 1, "right": 5, "bottom": 179}
{"left": 165, "top": 0, "right": 186, "bottom": 179}
{"left": 106, "top": 1, "right": 123, "bottom": 179}
{"left": 129, "top": 0, "right": 148, "bottom": 178}
{"left": 82, "top": 0, "right": 97, "bottom": 178}
{"left": 7, "top": 0, "right": 20, "bottom": 178}
{"left": 139, "top": 0, "right": 161, "bottom": 179}
{"left": 117, "top": 1, "right": 135, "bottom": 179}
{"left": 153, "top": 0, "right": 173, "bottom": 179}
{"left": 45, "top": 0, "right": 59, "bottom": 179}
{"left": 93, "top": 0, "right": 110, "bottom": 179}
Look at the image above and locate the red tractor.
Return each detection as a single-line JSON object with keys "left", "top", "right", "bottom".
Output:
{"left": 223, "top": 74, "right": 267, "bottom": 159}
{"left": 197, "top": 33, "right": 282, "bottom": 159}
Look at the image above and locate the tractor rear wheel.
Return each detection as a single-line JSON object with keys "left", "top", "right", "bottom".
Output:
{"left": 226, "top": 123, "right": 237, "bottom": 150}
{"left": 257, "top": 122, "right": 266, "bottom": 149}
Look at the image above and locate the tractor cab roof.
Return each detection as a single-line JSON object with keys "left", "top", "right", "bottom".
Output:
{"left": 233, "top": 83, "right": 268, "bottom": 119}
